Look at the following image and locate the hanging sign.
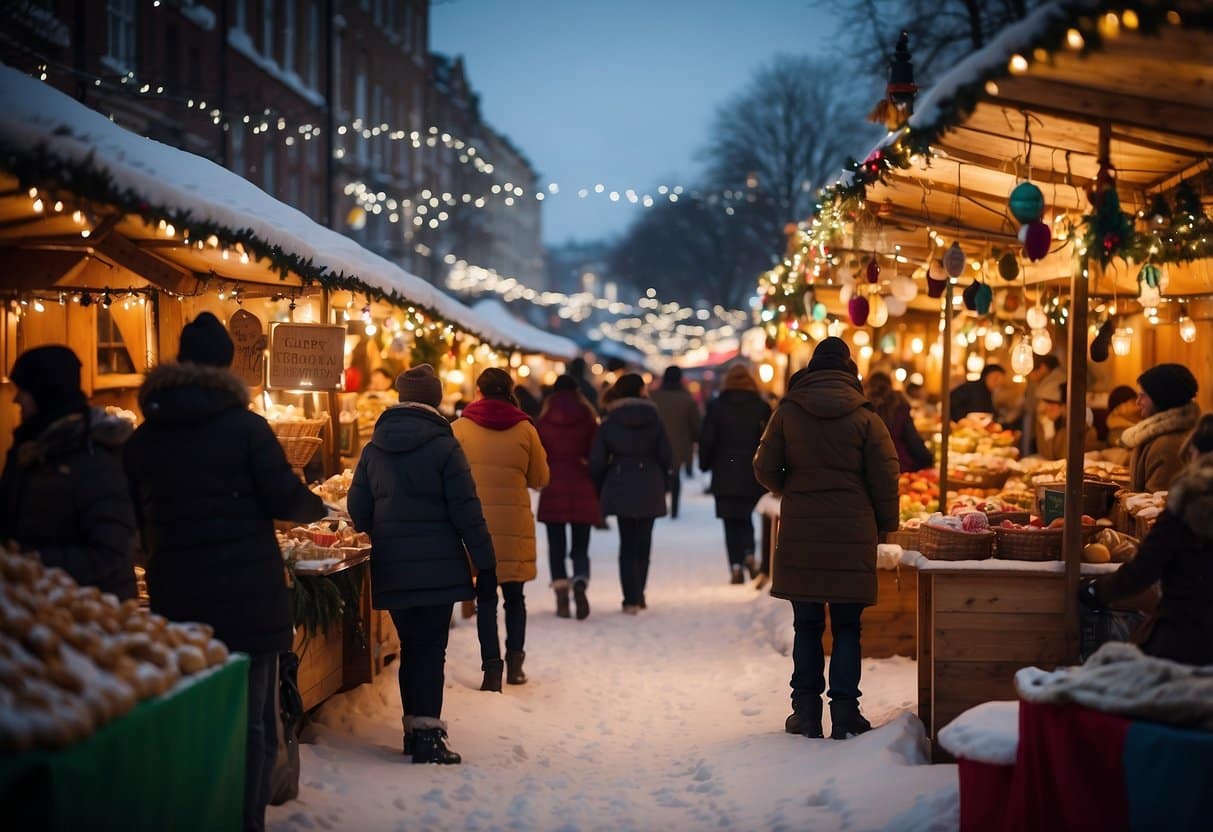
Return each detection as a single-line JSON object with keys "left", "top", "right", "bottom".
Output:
{"left": 228, "top": 309, "right": 267, "bottom": 388}
{"left": 268, "top": 322, "right": 345, "bottom": 390}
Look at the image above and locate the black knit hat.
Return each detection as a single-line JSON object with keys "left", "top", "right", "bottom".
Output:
{"left": 476, "top": 367, "right": 515, "bottom": 399}
{"left": 178, "top": 312, "right": 234, "bottom": 367}
{"left": 395, "top": 364, "right": 443, "bottom": 408}
{"left": 611, "top": 373, "right": 646, "bottom": 400}
{"left": 552, "top": 374, "right": 578, "bottom": 393}
{"left": 807, "top": 337, "right": 852, "bottom": 373}
{"left": 1139, "top": 363, "right": 1198, "bottom": 412}
{"left": 10, "top": 345, "right": 87, "bottom": 418}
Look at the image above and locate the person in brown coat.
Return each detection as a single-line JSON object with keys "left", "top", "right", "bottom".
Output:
{"left": 650, "top": 366, "right": 700, "bottom": 518}
{"left": 753, "top": 338, "right": 899, "bottom": 740}
{"left": 1121, "top": 364, "right": 1200, "bottom": 492}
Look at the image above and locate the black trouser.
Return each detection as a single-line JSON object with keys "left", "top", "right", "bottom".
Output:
{"left": 617, "top": 517, "right": 655, "bottom": 607}
{"left": 722, "top": 515, "right": 755, "bottom": 567}
{"left": 244, "top": 651, "right": 278, "bottom": 832}
{"left": 669, "top": 470, "right": 682, "bottom": 517}
{"left": 390, "top": 604, "right": 453, "bottom": 721}
{"left": 547, "top": 522, "right": 591, "bottom": 585}
{"left": 789, "top": 601, "right": 864, "bottom": 710}
{"left": 477, "top": 581, "right": 527, "bottom": 659}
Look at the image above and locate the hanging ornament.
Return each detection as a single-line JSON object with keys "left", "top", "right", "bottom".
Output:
{"left": 1139, "top": 282, "right": 1162, "bottom": 308}
{"left": 1138, "top": 262, "right": 1161, "bottom": 289}
{"left": 1009, "top": 181, "right": 1046, "bottom": 224}
{"left": 848, "top": 296, "right": 870, "bottom": 326}
{"left": 1026, "top": 305, "right": 1048, "bottom": 330}
{"left": 943, "top": 242, "right": 966, "bottom": 277}
{"left": 1003, "top": 291, "right": 1022, "bottom": 313}
{"left": 1011, "top": 336, "right": 1035, "bottom": 375}
{"left": 840, "top": 283, "right": 855, "bottom": 304}
{"left": 984, "top": 329, "right": 1005, "bottom": 350}
{"left": 812, "top": 302, "right": 828, "bottom": 321}
{"left": 927, "top": 259, "right": 946, "bottom": 282}
{"left": 1090, "top": 318, "right": 1115, "bottom": 363}
{"left": 962, "top": 281, "right": 980, "bottom": 311}
{"left": 884, "top": 295, "right": 907, "bottom": 317}
{"left": 1022, "top": 221, "right": 1051, "bottom": 261}
{"left": 1178, "top": 306, "right": 1197, "bottom": 343}
{"left": 891, "top": 276, "right": 918, "bottom": 302}
{"left": 868, "top": 295, "right": 889, "bottom": 327}
{"left": 997, "top": 252, "right": 1020, "bottom": 281}
{"left": 1146, "top": 193, "right": 1170, "bottom": 226}
{"left": 866, "top": 259, "right": 881, "bottom": 284}
{"left": 1031, "top": 329, "right": 1053, "bottom": 355}
{"left": 1082, "top": 162, "right": 1136, "bottom": 265}
{"left": 1111, "top": 327, "right": 1133, "bottom": 357}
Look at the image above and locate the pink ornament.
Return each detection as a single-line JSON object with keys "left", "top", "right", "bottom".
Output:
{"left": 848, "top": 296, "right": 870, "bottom": 326}
{"left": 1023, "top": 221, "right": 1051, "bottom": 262}
{"left": 866, "top": 259, "right": 880, "bottom": 283}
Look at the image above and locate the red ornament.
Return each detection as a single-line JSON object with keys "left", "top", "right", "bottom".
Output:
{"left": 1023, "top": 221, "right": 1051, "bottom": 262}
{"left": 927, "top": 276, "right": 947, "bottom": 298}
{"left": 866, "top": 259, "right": 880, "bottom": 283}
{"left": 848, "top": 296, "right": 870, "bottom": 326}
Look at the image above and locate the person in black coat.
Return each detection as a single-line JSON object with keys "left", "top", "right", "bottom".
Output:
{"left": 348, "top": 364, "right": 497, "bottom": 765}
{"left": 590, "top": 373, "right": 672, "bottom": 614}
{"left": 949, "top": 364, "right": 1006, "bottom": 420}
{"left": 699, "top": 365, "right": 772, "bottom": 584}
{"left": 0, "top": 345, "right": 136, "bottom": 599}
{"left": 124, "top": 313, "right": 325, "bottom": 832}
{"left": 1080, "top": 421, "right": 1213, "bottom": 666}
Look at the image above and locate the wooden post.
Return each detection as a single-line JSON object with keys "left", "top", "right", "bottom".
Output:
{"left": 321, "top": 287, "right": 342, "bottom": 476}
{"left": 938, "top": 283, "right": 954, "bottom": 500}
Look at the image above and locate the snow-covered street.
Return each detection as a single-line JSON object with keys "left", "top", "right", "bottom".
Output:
{"left": 268, "top": 482, "right": 958, "bottom": 832}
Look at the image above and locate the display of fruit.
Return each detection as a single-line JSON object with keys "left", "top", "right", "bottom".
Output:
{"left": 948, "top": 416, "right": 1021, "bottom": 458}
{"left": 898, "top": 470, "right": 940, "bottom": 522}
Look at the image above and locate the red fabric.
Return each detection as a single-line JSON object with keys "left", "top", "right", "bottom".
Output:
{"left": 343, "top": 366, "right": 362, "bottom": 393}
{"left": 461, "top": 398, "right": 532, "bottom": 431}
{"left": 1003, "top": 701, "right": 1131, "bottom": 832}
{"left": 958, "top": 760, "right": 1015, "bottom": 832}
{"left": 536, "top": 391, "right": 601, "bottom": 525}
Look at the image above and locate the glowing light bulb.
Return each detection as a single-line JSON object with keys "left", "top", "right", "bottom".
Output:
{"left": 1011, "top": 336, "right": 1034, "bottom": 375}
{"left": 1026, "top": 305, "right": 1048, "bottom": 330}
{"left": 910, "top": 337, "right": 924, "bottom": 355}
{"left": 758, "top": 363, "right": 775, "bottom": 384}
{"left": 852, "top": 330, "right": 871, "bottom": 347}
{"left": 984, "top": 330, "right": 1005, "bottom": 351}
{"left": 1031, "top": 329, "right": 1053, "bottom": 355}
{"left": 1179, "top": 316, "right": 1197, "bottom": 344}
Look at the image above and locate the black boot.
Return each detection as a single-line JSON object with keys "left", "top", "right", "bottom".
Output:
{"left": 402, "top": 716, "right": 413, "bottom": 755}
{"left": 743, "top": 554, "right": 759, "bottom": 580}
{"left": 554, "top": 581, "right": 571, "bottom": 618}
{"left": 572, "top": 579, "right": 590, "bottom": 620}
{"left": 730, "top": 565, "right": 744, "bottom": 584}
{"left": 480, "top": 659, "right": 503, "bottom": 692}
{"left": 829, "top": 700, "right": 872, "bottom": 740}
{"left": 785, "top": 695, "right": 823, "bottom": 738}
{"left": 411, "top": 724, "right": 461, "bottom": 765}
{"left": 505, "top": 650, "right": 527, "bottom": 685}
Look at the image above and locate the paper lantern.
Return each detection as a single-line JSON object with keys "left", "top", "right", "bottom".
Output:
{"left": 1139, "top": 283, "right": 1162, "bottom": 307}
{"left": 1022, "top": 221, "right": 1051, "bottom": 261}
{"left": 848, "top": 296, "right": 870, "bottom": 326}
{"left": 984, "top": 329, "right": 1005, "bottom": 350}
{"left": 1011, "top": 336, "right": 1035, "bottom": 375}
{"left": 812, "top": 302, "right": 828, "bottom": 321}
{"left": 840, "top": 283, "right": 855, "bottom": 304}
{"left": 1009, "top": 182, "right": 1045, "bottom": 224}
{"left": 1179, "top": 314, "right": 1197, "bottom": 344}
{"left": 1026, "top": 305, "right": 1048, "bottom": 330}
{"left": 1111, "top": 328, "right": 1132, "bottom": 357}
{"left": 997, "top": 252, "right": 1019, "bottom": 281}
{"left": 866, "top": 259, "right": 880, "bottom": 283}
{"left": 1031, "top": 329, "right": 1053, "bottom": 355}
{"left": 892, "top": 276, "right": 918, "bottom": 302}
{"left": 885, "top": 295, "right": 907, "bottom": 317}
{"left": 943, "top": 242, "right": 966, "bottom": 277}
{"left": 868, "top": 295, "right": 889, "bottom": 327}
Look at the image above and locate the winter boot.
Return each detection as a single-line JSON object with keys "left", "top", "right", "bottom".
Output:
{"left": 553, "top": 580, "right": 571, "bottom": 618}
{"left": 505, "top": 650, "right": 527, "bottom": 685}
{"left": 572, "top": 579, "right": 590, "bottom": 620}
{"left": 785, "top": 695, "right": 824, "bottom": 738}
{"left": 402, "top": 715, "right": 413, "bottom": 755}
{"left": 829, "top": 700, "right": 872, "bottom": 740}
{"left": 411, "top": 720, "right": 461, "bottom": 765}
{"left": 730, "top": 565, "right": 744, "bottom": 584}
{"left": 480, "top": 659, "right": 504, "bottom": 692}
{"left": 743, "top": 554, "right": 759, "bottom": 580}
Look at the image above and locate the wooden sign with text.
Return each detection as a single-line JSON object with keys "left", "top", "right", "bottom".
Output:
{"left": 268, "top": 322, "right": 345, "bottom": 391}
{"left": 228, "top": 309, "right": 267, "bottom": 388}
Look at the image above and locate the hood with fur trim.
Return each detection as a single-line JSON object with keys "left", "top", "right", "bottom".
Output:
{"left": 138, "top": 362, "right": 250, "bottom": 426}
{"left": 1120, "top": 401, "right": 1200, "bottom": 450}
{"left": 1167, "top": 453, "right": 1213, "bottom": 539}
{"left": 15, "top": 408, "right": 133, "bottom": 467}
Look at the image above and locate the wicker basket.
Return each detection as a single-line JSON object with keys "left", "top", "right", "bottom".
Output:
{"left": 270, "top": 417, "right": 328, "bottom": 439}
{"left": 887, "top": 529, "right": 920, "bottom": 552}
{"left": 279, "top": 435, "right": 323, "bottom": 470}
{"left": 986, "top": 511, "right": 1031, "bottom": 526}
{"left": 995, "top": 527, "right": 1063, "bottom": 561}
{"left": 918, "top": 523, "right": 995, "bottom": 561}
{"left": 948, "top": 468, "right": 1012, "bottom": 491}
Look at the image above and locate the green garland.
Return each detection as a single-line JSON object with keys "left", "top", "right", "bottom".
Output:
{"left": 409, "top": 326, "right": 449, "bottom": 367}
{"left": 289, "top": 561, "right": 367, "bottom": 651}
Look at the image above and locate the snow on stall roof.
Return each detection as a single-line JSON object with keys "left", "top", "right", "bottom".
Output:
{"left": 903, "top": 550, "right": 1121, "bottom": 575}
{"left": 937, "top": 701, "right": 1020, "bottom": 766}
{"left": 470, "top": 298, "right": 580, "bottom": 360}
{"left": 0, "top": 65, "right": 526, "bottom": 350}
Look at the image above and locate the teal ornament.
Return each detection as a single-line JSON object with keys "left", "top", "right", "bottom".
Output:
{"left": 1009, "top": 182, "right": 1045, "bottom": 224}
{"left": 812, "top": 302, "right": 828, "bottom": 321}
{"left": 997, "top": 252, "right": 1019, "bottom": 281}
{"left": 1138, "top": 263, "right": 1161, "bottom": 289}
{"left": 975, "top": 282, "right": 993, "bottom": 315}
{"left": 962, "top": 281, "right": 979, "bottom": 311}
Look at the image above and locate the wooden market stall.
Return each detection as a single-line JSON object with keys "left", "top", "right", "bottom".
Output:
{"left": 759, "top": 0, "right": 1213, "bottom": 744}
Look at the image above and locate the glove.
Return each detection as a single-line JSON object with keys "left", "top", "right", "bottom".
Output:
{"left": 476, "top": 569, "right": 498, "bottom": 606}
{"left": 1077, "top": 578, "right": 1102, "bottom": 611}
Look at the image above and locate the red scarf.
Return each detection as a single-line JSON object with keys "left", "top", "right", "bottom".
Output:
{"left": 462, "top": 398, "right": 531, "bottom": 431}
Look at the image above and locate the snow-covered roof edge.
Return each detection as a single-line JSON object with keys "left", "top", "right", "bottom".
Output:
{"left": 0, "top": 64, "right": 531, "bottom": 352}
{"left": 471, "top": 299, "right": 579, "bottom": 360}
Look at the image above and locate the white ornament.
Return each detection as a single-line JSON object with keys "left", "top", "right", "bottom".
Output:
{"left": 1026, "top": 305, "right": 1049, "bottom": 330}
{"left": 892, "top": 276, "right": 919, "bottom": 302}
{"left": 1031, "top": 329, "right": 1053, "bottom": 355}
{"left": 885, "top": 296, "right": 908, "bottom": 317}
{"left": 868, "top": 295, "right": 889, "bottom": 327}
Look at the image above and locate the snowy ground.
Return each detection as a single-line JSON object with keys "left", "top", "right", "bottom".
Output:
{"left": 268, "top": 479, "right": 958, "bottom": 832}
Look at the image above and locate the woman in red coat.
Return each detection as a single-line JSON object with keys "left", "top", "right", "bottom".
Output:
{"left": 536, "top": 375, "right": 601, "bottom": 620}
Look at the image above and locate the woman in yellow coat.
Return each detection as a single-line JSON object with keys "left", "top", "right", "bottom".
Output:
{"left": 453, "top": 368, "right": 550, "bottom": 687}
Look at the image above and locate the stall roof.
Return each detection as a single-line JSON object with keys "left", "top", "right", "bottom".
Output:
{"left": 0, "top": 64, "right": 543, "bottom": 351}
{"left": 470, "top": 299, "right": 580, "bottom": 360}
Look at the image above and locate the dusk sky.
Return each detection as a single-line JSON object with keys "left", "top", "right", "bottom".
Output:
{"left": 431, "top": 0, "right": 841, "bottom": 246}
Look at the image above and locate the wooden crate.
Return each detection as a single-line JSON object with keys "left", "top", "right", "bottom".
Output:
{"left": 293, "top": 621, "right": 344, "bottom": 712}
{"left": 823, "top": 566, "right": 918, "bottom": 659}
{"left": 373, "top": 608, "right": 400, "bottom": 674}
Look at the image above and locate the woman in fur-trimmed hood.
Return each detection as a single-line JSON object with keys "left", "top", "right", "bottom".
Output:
{"left": 0, "top": 345, "right": 136, "bottom": 599}
{"left": 1084, "top": 416, "right": 1213, "bottom": 665}
{"left": 1121, "top": 363, "right": 1201, "bottom": 492}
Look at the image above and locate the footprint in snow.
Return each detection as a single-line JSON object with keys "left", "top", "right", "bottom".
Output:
{"left": 741, "top": 706, "right": 761, "bottom": 717}
{"left": 513, "top": 744, "right": 529, "bottom": 760}
{"left": 423, "top": 788, "right": 451, "bottom": 809}
{"left": 452, "top": 783, "right": 475, "bottom": 800}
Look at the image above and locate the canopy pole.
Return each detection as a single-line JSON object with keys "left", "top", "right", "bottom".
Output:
{"left": 938, "top": 283, "right": 954, "bottom": 502}
{"left": 322, "top": 287, "right": 341, "bottom": 478}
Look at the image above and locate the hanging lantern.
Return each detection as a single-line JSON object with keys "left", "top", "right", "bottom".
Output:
{"left": 866, "top": 259, "right": 881, "bottom": 284}
{"left": 848, "top": 296, "right": 870, "bottom": 326}
{"left": 997, "top": 252, "right": 1019, "bottom": 281}
{"left": 1138, "top": 263, "right": 1161, "bottom": 289}
{"left": 884, "top": 295, "right": 907, "bottom": 317}
{"left": 892, "top": 276, "right": 918, "bottom": 302}
{"left": 812, "top": 302, "right": 828, "bottom": 321}
{"left": 1011, "top": 336, "right": 1035, "bottom": 375}
{"left": 1139, "top": 282, "right": 1162, "bottom": 308}
{"left": 1009, "top": 181, "right": 1046, "bottom": 224}
{"left": 1179, "top": 310, "right": 1197, "bottom": 344}
{"left": 1022, "top": 221, "right": 1051, "bottom": 261}
{"left": 1026, "top": 305, "right": 1049, "bottom": 330}
{"left": 868, "top": 295, "right": 889, "bottom": 327}
{"left": 943, "top": 242, "right": 966, "bottom": 277}
{"left": 1031, "top": 329, "right": 1053, "bottom": 355}
{"left": 1111, "top": 327, "right": 1133, "bottom": 357}
{"left": 984, "top": 329, "right": 1005, "bottom": 350}
{"left": 1090, "top": 317, "right": 1115, "bottom": 363}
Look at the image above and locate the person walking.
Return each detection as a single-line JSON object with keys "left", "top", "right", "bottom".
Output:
{"left": 590, "top": 373, "right": 672, "bottom": 614}
{"left": 453, "top": 368, "right": 550, "bottom": 686}
{"left": 753, "top": 338, "right": 899, "bottom": 740}
{"left": 650, "top": 366, "right": 700, "bottom": 519}
{"left": 865, "top": 371, "right": 933, "bottom": 473}
{"left": 124, "top": 313, "right": 326, "bottom": 829}
{"left": 1122, "top": 364, "right": 1201, "bottom": 492}
{"left": 536, "top": 375, "right": 601, "bottom": 620}
{"left": 0, "top": 345, "right": 136, "bottom": 599}
{"left": 348, "top": 364, "right": 497, "bottom": 764}
{"left": 699, "top": 365, "right": 771, "bottom": 584}
{"left": 567, "top": 357, "right": 600, "bottom": 412}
